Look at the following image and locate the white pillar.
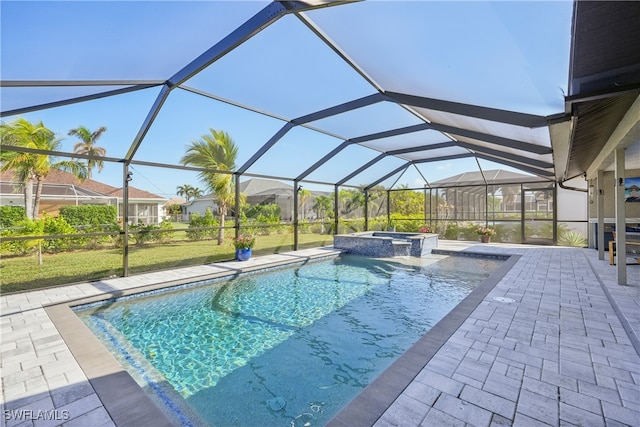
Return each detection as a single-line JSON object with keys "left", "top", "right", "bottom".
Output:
{"left": 597, "top": 170, "right": 605, "bottom": 260}
{"left": 614, "top": 147, "right": 626, "bottom": 284}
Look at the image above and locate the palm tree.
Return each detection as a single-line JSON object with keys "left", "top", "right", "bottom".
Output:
{"left": 176, "top": 184, "right": 203, "bottom": 202}
{"left": 1, "top": 120, "right": 39, "bottom": 219}
{"left": 190, "top": 187, "right": 203, "bottom": 201}
{"left": 1, "top": 118, "right": 87, "bottom": 219}
{"left": 176, "top": 184, "right": 192, "bottom": 201}
{"left": 180, "top": 129, "right": 238, "bottom": 245}
{"left": 312, "top": 194, "right": 334, "bottom": 233}
{"left": 298, "top": 188, "right": 311, "bottom": 220}
{"left": 68, "top": 125, "right": 107, "bottom": 179}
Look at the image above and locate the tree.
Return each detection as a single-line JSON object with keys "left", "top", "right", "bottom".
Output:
{"left": 1, "top": 118, "right": 87, "bottom": 219}
{"left": 176, "top": 184, "right": 203, "bottom": 202}
{"left": 68, "top": 125, "right": 107, "bottom": 179}
{"left": 180, "top": 129, "right": 238, "bottom": 245}
{"left": 312, "top": 194, "right": 334, "bottom": 234}
{"left": 390, "top": 185, "right": 424, "bottom": 216}
{"left": 338, "top": 188, "right": 365, "bottom": 217}
{"left": 298, "top": 188, "right": 311, "bottom": 220}
{"left": 176, "top": 184, "right": 189, "bottom": 200}
{"left": 190, "top": 187, "right": 203, "bottom": 200}
{"left": 1, "top": 120, "right": 40, "bottom": 219}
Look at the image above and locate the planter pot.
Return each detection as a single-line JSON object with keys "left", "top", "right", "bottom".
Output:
{"left": 480, "top": 235, "right": 491, "bottom": 243}
{"left": 236, "top": 248, "right": 252, "bottom": 261}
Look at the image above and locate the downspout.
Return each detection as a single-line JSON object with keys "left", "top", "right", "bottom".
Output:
{"left": 558, "top": 179, "right": 588, "bottom": 192}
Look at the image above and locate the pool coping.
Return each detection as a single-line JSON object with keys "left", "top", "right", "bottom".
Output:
{"left": 326, "top": 252, "right": 519, "bottom": 427}
{"left": 43, "top": 249, "right": 518, "bottom": 427}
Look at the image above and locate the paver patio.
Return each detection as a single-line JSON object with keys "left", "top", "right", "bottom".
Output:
{"left": 1, "top": 243, "right": 638, "bottom": 427}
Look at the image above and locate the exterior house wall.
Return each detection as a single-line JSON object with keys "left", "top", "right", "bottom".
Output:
{"left": 587, "top": 168, "right": 640, "bottom": 249}
{"left": 118, "top": 201, "right": 164, "bottom": 225}
{"left": 588, "top": 168, "right": 640, "bottom": 219}
{"left": 183, "top": 198, "right": 218, "bottom": 219}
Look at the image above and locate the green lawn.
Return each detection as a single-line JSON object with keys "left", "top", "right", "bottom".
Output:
{"left": 0, "top": 233, "right": 333, "bottom": 294}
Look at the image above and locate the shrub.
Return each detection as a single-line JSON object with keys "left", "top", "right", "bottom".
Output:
{"left": 459, "top": 223, "right": 480, "bottom": 240}
{"left": 0, "top": 206, "right": 27, "bottom": 228}
{"left": 1, "top": 219, "right": 44, "bottom": 255}
{"left": 386, "top": 214, "right": 423, "bottom": 232}
{"left": 60, "top": 205, "right": 118, "bottom": 230}
{"left": 493, "top": 223, "right": 518, "bottom": 243}
{"left": 186, "top": 209, "right": 218, "bottom": 240}
{"left": 41, "top": 214, "right": 77, "bottom": 253}
{"left": 558, "top": 230, "right": 587, "bottom": 247}
{"left": 245, "top": 203, "right": 280, "bottom": 221}
{"left": 443, "top": 222, "right": 460, "bottom": 240}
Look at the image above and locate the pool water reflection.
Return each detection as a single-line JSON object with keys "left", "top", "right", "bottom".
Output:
{"left": 76, "top": 254, "right": 503, "bottom": 426}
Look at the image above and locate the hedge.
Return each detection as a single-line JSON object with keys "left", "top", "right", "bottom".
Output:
{"left": 0, "top": 206, "right": 27, "bottom": 228}
{"left": 59, "top": 205, "right": 118, "bottom": 229}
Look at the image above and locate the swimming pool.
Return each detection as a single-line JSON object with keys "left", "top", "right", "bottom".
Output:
{"left": 75, "top": 254, "right": 504, "bottom": 426}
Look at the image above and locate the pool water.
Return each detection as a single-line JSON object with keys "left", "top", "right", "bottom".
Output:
{"left": 76, "top": 254, "right": 503, "bottom": 426}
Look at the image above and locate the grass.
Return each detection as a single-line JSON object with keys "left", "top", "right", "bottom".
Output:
{"left": 0, "top": 232, "right": 334, "bottom": 294}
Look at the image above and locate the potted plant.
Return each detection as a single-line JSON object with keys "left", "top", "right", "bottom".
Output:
{"left": 233, "top": 234, "right": 255, "bottom": 261}
{"left": 419, "top": 225, "right": 432, "bottom": 233}
{"left": 476, "top": 226, "right": 496, "bottom": 243}
{"left": 387, "top": 219, "right": 396, "bottom": 232}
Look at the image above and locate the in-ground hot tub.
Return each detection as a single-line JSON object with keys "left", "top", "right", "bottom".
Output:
{"left": 333, "top": 231, "right": 438, "bottom": 257}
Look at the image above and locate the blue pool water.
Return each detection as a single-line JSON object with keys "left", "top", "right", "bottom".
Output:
{"left": 76, "top": 254, "right": 503, "bottom": 426}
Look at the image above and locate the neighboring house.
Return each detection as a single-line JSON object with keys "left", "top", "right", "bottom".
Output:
{"left": 181, "top": 194, "right": 219, "bottom": 220}
{"left": 183, "top": 178, "right": 328, "bottom": 222}
{"left": 241, "top": 178, "right": 296, "bottom": 221}
{"left": 0, "top": 170, "right": 167, "bottom": 225}
{"left": 163, "top": 197, "right": 186, "bottom": 220}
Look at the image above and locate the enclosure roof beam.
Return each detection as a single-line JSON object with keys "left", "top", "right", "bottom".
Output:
{"left": 348, "top": 123, "right": 432, "bottom": 144}
{"left": 180, "top": 85, "right": 347, "bottom": 140}
{"left": 297, "top": 5, "right": 384, "bottom": 94}
{"left": 429, "top": 122, "right": 552, "bottom": 155}
{"left": 1, "top": 83, "right": 161, "bottom": 117}
{"left": 386, "top": 141, "right": 457, "bottom": 156}
{"left": 456, "top": 141, "right": 554, "bottom": 169}
{"left": 295, "top": 141, "right": 352, "bottom": 181}
{"left": 168, "top": 2, "right": 288, "bottom": 87}
{"left": 128, "top": 2, "right": 299, "bottom": 162}
{"left": 336, "top": 153, "right": 386, "bottom": 186}
{"left": 413, "top": 153, "right": 475, "bottom": 164}
{"left": 251, "top": 92, "right": 387, "bottom": 179}
{"left": 474, "top": 153, "right": 555, "bottom": 178}
{"left": 292, "top": 93, "right": 387, "bottom": 125}
{"left": 125, "top": 84, "right": 171, "bottom": 161}
{"left": 384, "top": 91, "right": 549, "bottom": 128}
{"left": 237, "top": 122, "right": 296, "bottom": 174}
{"left": 0, "top": 80, "right": 165, "bottom": 87}
{"left": 365, "top": 162, "right": 411, "bottom": 190}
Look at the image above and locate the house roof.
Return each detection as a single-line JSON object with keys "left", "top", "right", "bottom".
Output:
{"left": 430, "top": 169, "right": 547, "bottom": 188}
{"left": 239, "top": 178, "right": 293, "bottom": 196}
{"left": 0, "top": 169, "right": 165, "bottom": 200}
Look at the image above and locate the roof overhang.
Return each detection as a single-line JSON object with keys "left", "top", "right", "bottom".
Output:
{"left": 559, "top": 1, "right": 640, "bottom": 181}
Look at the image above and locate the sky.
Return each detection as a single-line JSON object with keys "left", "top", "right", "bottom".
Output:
{"left": 0, "top": 1, "right": 574, "bottom": 198}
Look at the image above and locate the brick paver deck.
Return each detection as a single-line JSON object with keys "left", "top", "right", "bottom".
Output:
{"left": 1, "top": 244, "right": 638, "bottom": 426}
